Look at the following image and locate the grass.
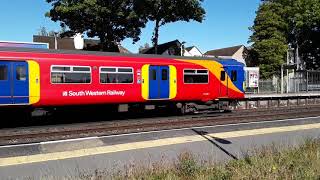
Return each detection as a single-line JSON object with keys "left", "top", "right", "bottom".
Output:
{"left": 112, "top": 138, "right": 320, "bottom": 180}
{"left": 41, "top": 138, "right": 320, "bottom": 180}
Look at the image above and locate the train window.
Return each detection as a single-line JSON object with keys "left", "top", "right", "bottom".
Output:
{"left": 162, "top": 69, "right": 168, "bottom": 80}
{"left": 118, "top": 68, "right": 133, "bottom": 73}
{"left": 184, "top": 69, "right": 208, "bottom": 84}
{"left": 184, "top": 69, "right": 196, "bottom": 73}
{"left": 0, "top": 65, "right": 8, "bottom": 80}
{"left": 197, "top": 70, "right": 208, "bottom": 74}
{"left": 16, "top": 66, "right": 27, "bottom": 81}
{"left": 151, "top": 69, "right": 157, "bottom": 80}
{"left": 73, "top": 67, "right": 91, "bottom": 72}
{"left": 51, "top": 65, "right": 91, "bottom": 84}
{"left": 231, "top": 70, "right": 237, "bottom": 82}
{"left": 101, "top": 68, "right": 116, "bottom": 72}
{"left": 52, "top": 66, "right": 70, "bottom": 71}
{"left": 220, "top": 71, "right": 226, "bottom": 81}
{"left": 100, "top": 67, "right": 133, "bottom": 84}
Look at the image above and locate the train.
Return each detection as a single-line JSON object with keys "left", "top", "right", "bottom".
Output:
{"left": 0, "top": 47, "right": 245, "bottom": 116}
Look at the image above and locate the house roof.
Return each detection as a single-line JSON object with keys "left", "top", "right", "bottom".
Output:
{"left": 185, "top": 46, "right": 195, "bottom": 51}
{"left": 33, "top": 35, "right": 132, "bottom": 54}
{"left": 204, "top": 45, "right": 244, "bottom": 56}
{"left": 141, "top": 40, "right": 181, "bottom": 55}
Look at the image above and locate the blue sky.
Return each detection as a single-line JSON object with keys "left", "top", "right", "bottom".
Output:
{"left": 0, "top": 0, "right": 261, "bottom": 53}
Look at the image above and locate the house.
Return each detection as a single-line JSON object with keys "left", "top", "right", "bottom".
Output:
{"left": 204, "top": 45, "right": 247, "bottom": 65}
{"left": 33, "top": 35, "right": 132, "bottom": 53}
{"left": 184, "top": 46, "right": 203, "bottom": 57}
{"left": 140, "top": 40, "right": 182, "bottom": 56}
{"left": 140, "top": 39, "right": 203, "bottom": 57}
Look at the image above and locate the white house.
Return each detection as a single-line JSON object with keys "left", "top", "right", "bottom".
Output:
{"left": 184, "top": 46, "right": 203, "bottom": 57}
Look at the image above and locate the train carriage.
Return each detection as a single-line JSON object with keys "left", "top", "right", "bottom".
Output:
{"left": 0, "top": 47, "right": 245, "bottom": 114}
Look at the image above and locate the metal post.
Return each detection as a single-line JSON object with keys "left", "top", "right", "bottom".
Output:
{"left": 287, "top": 69, "right": 289, "bottom": 93}
{"left": 281, "top": 64, "right": 284, "bottom": 94}
{"left": 306, "top": 70, "right": 309, "bottom": 92}
{"left": 54, "top": 33, "right": 58, "bottom": 50}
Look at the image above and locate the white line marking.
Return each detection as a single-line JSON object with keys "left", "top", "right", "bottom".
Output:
{"left": 40, "top": 136, "right": 99, "bottom": 145}
{"left": 0, "top": 115, "right": 320, "bottom": 149}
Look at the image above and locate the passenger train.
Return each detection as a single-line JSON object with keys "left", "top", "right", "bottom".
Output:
{"left": 0, "top": 47, "right": 245, "bottom": 115}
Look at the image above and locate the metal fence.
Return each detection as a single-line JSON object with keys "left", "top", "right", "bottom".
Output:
{"left": 245, "top": 71, "right": 320, "bottom": 94}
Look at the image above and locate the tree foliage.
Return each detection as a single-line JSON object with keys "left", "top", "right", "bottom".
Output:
{"left": 250, "top": 0, "right": 320, "bottom": 79}
{"left": 46, "top": 0, "right": 146, "bottom": 51}
{"left": 249, "top": 1, "right": 290, "bottom": 79}
{"left": 135, "top": 0, "right": 205, "bottom": 54}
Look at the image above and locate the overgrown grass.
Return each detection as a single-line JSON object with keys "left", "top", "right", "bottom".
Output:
{"left": 76, "top": 138, "right": 320, "bottom": 180}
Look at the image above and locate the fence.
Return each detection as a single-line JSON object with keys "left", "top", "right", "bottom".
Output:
{"left": 245, "top": 71, "right": 320, "bottom": 94}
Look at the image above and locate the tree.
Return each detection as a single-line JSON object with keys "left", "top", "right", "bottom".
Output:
{"left": 46, "top": 0, "right": 146, "bottom": 52}
{"left": 249, "top": 1, "right": 289, "bottom": 79}
{"left": 135, "top": 0, "right": 205, "bottom": 54}
{"left": 250, "top": 0, "right": 320, "bottom": 78}
{"left": 290, "top": 0, "right": 320, "bottom": 70}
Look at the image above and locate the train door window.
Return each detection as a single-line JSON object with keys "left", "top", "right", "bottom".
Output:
{"left": 220, "top": 71, "right": 226, "bottom": 81}
{"left": 100, "top": 67, "right": 133, "bottom": 84}
{"left": 16, "top": 66, "right": 26, "bottom": 81}
{"left": 162, "top": 69, "right": 168, "bottom": 80}
{"left": 0, "top": 65, "right": 8, "bottom": 80}
{"left": 184, "top": 69, "right": 208, "bottom": 84}
{"left": 151, "top": 69, "right": 157, "bottom": 80}
{"left": 231, "top": 70, "right": 237, "bottom": 82}
{"left": 51, "top": 65, "right": 91, "bottom": 84}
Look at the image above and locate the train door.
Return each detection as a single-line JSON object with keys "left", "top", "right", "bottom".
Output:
{"left": 149, "top": 65, "right": 169, "bottom": 99}
{"left": 0, "top": 61, "right": 29, "bottom": 105}
{"left": 219, "top": 68, "right": 228, "bottom": 97}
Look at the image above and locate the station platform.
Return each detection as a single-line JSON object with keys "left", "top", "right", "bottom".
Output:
{"left": 245, "top": 92, "right": 320, "bottom": 100}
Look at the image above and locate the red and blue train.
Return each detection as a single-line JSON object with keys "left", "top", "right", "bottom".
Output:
{"left": 0, "top": 47, "right": 245, "bottom": 115}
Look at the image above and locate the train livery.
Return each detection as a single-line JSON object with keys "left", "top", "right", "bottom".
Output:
{"left": 0, "top": 47, "right": 245, "bottom": 114}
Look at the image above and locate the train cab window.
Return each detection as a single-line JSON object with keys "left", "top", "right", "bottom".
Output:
{"left": 100, "top": 67, "right": 133, "bottom": 84}
{"left": 16, "top": 66, "right": 26, "bottom": 81}
{"left": 162, "top": 69, "right": 168, "bottom": 80}
{"left": 184, "top": 69, "right": 208, "bottom": 84}
{"left": 0, "top": 65, "right": 8, "bottom": 80}
{"left": 51, "top": 65, "right": 91, "bottom": 84}
{"left": 220, "top": 71, "right": 226, "bottom": 81}
{"left": 231, "top": 70, "right": 237, "bottom": 82}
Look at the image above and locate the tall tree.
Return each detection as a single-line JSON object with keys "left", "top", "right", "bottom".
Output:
{"left": 291, "top": 0, "right": 320, "bottom": 70}
{"left": 46, "top": 0, "right": 146, "bottom": 52}
{"left": 136, "top": 0, "right": 205, "bottom": 54}
{"left": 249, "top": 1, "right": 289, "bottom": 78}
{"left": 250, "top": 0, "right": 320, "bottom": 78}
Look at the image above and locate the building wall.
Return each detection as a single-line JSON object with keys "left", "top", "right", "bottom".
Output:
{"left": 232, "top": 46, "right": 246, "bottom": 65}
{"left": 188, "top": 47, "right": 203, "bottom": 56}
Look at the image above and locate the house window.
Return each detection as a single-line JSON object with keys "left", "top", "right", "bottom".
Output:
{"left": 51, "top": 65, "right": 91, "bottom": 84}
{"left": 184, "top": 69, "right": 208, "bottom": 84}
{"left": 100, "top": 67, "right": 133, "bottom": 84}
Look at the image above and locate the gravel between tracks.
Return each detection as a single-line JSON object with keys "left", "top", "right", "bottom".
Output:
{"left": 1, "top": 105, "right": 320, "bottom": 146}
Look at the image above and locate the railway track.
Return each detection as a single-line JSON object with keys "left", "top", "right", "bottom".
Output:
{"left": 1, "top": 105, "right": 320, "bottom": 146}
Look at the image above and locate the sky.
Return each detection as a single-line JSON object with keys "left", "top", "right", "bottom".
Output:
{"left": 0, "top": 0, "right": 261, "bottom": 53}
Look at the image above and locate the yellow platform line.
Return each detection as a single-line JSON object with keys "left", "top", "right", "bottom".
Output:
{"left": 1, "top": 123, "right": 320, "bottom": 167}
